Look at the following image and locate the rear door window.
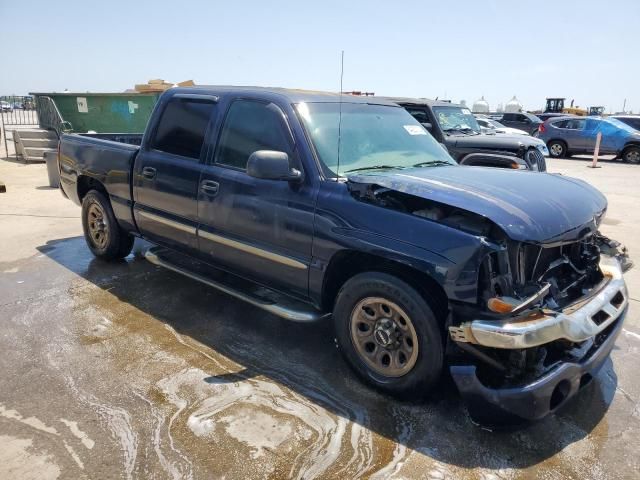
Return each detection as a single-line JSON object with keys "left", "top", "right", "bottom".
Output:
{"left": 151, "top": 98, "right": 217, "bottom": 160}
{"left": 215, "top": 100, "right": 294, "bottom": 170}
{"left": 566, "top": 119, "right": 586, "bottom": 130}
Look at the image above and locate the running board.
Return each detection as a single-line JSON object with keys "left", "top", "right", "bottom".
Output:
{"left": 144, "top": 247, "right": 329, "bottom": 322}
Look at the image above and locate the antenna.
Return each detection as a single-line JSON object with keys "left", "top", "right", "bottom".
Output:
{"left": 336, "top": 50, "right": 344, "bottom": 180}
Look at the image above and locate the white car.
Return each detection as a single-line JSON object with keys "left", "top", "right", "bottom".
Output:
{"left": 0, "top": 101, "right": 13, "bottom": 112}
{"left": 476, "top": 117, "right": 529, "bottom": 136}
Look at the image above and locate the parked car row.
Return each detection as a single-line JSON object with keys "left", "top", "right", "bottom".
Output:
{"left": 475, "top": 105, "right": 640, "bottom": 164}
{"left": 57, "top": 85, "right": 631, "bottom": 425}
{"left": 389, "top": 98, "right": 548, "bottom": 171}
{"left": 0, "top": 98, "right": 36, "bottom": 111}
{"left": 475, "top": 116, "right": 530, "bottom": 136}
{"left": 538, "top": 116, "right": 640, "bottom": 163}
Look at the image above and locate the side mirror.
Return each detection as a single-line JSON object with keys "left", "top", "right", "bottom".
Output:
{"left": 247, "top": 150, "right": 302, "bottom": 181}
{"left": 421, "top": 122, "right": 433, "bottom": 131}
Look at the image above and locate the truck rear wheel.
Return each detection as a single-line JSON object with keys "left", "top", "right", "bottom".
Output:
{"left": 82, "top": 190, "right": 134, "bottom": 260}
{"left": 333, "top": 272, "right": 443, "bottom": 399}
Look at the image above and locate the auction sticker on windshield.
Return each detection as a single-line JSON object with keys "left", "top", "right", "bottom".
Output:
{"left": 404, "top": 125, "right": 427, "bottom": 135}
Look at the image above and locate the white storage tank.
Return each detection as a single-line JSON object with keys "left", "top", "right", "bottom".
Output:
{"left": 473, "top": 96, "right": 490, "bottom": 113}
{"left": 505, "top": 95, "right": 523, "bottom": 113}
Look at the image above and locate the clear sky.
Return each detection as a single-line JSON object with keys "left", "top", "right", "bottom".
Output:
{"left": 2, "top": 0, "right": 638, "bottom": 113}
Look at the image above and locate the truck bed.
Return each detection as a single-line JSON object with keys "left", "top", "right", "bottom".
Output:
{"left": 59, "top": 133, "right": 140, "bottom": 230}
{"left": 77, "top": 132, "right": 143, "bottom": 146}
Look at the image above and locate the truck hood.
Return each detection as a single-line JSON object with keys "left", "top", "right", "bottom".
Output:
{"left": 348, "top": 166, "right": 607, "bottom": 243}
{"left": 447, "top": 133, "right": 544, "bottom": 151}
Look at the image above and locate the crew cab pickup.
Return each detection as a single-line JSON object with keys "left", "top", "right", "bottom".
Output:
{"left": 58, "top": 86, "right": 631, "bottom": 425}
{"left": 384, "top": 97, "right": 549, "bottom": 171}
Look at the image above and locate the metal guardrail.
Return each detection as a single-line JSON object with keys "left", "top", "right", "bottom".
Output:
{"left": 1, "top": 95, "right": 71, "bottom": 159}
{"left": 1, "top": 95, "right": 39, "bottom": 159}
{"left": 35, "top": 96, "right": 72, "bottom": 136}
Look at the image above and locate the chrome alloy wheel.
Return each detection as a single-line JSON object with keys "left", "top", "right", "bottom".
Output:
{"left": 349, "top": 297, "right": 419, "bottom": 377}
{"left": 625, "top": 149, "right": 640, "bottom": 164}
{"left": 550, "top": 142, "right": 564, "bottom": 157}
{"left": 87, "top": 202, "right": 109, "bottom": 249}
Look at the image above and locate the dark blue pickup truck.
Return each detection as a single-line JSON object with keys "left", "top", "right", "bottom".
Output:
{"left": 58, "top": 86, "right": 631, "bottom": 425}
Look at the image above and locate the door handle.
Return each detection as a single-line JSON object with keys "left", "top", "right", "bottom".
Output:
{"left": 200, "top": 180, "right": 219, "bottom": 195}
{"left": 142, "top": 166, "right": 156, "bottom": 179}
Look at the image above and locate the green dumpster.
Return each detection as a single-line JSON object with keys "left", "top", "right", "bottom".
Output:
{"left": 31, "top": 92, "right": 160, "bottom": 133}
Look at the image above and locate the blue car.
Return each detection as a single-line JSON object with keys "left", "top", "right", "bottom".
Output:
{"left": 538, "top": 116, "right": 640, "bottom": 163}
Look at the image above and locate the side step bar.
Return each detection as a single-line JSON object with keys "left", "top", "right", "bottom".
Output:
{"left": 145, "top": 247, "right": 330, "bottom": 322}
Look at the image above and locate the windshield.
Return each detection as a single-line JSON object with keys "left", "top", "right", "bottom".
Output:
{"left": 295, "top": 102, "right": 456, "bottom": 177}
{"left": 432, "top": 106, "right": 481, "bottom": 134}
{"left": 487, "top": 119, "right": 505, "bottom": 128}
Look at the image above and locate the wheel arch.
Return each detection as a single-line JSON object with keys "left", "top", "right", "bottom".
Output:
{"left": 546, "top": 138, "right": 567, "bottom": 148}
{"left": 77, "top": 175, "right": 108, "bottom": 203}
{"left": 321, "top": 250, "right": 450, "bottom": 324}
{"left": 622, "top": 142, "right": 640, "bottom": 152}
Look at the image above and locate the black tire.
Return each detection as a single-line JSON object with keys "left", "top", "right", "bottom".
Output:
{"left": 622, "top": 146, "right": 640, "bottom": 164}
{"left": 333, "top": 272, "right": 443, "bottom": 399}
{"left": 81, "top": 189, "right": 134, "bottom": 260}
{"left": 547, "top": 140, "right": 567, "bottom": 158}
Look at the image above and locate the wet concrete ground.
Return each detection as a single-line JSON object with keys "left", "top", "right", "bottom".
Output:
{"left": 1, "top": 156, "right": 640, "bottom": 479}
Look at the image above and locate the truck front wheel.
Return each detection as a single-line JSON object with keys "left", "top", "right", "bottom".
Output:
{"left": 81, "top": 190, "right": 134, "bottom": 260}
{"left": 333, "top": 272, "right": 443, "bottom": 399}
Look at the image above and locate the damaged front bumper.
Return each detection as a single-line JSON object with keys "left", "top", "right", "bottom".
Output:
{"left": 449, "top": 255, "right": 628, "bottom": 349}
{"left": 450, "top": 311, "right": 625, "bottom": 424}
{"left": 448, "top": 254, "right": 629, "bottom": 425}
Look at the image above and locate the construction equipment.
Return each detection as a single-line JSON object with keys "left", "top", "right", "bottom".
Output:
{"left": 544, "top": 97, "right": 588, "bottom": 116}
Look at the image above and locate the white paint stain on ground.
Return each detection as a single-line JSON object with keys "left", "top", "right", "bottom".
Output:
{"left": 60, "top": 418, "right": 95, "bottom": 449}
{"left": 0, "top": 435, "right": 61, "bottom": 480}
{"left": 133, "top": 390, "right": 194, "bottom": 480}
{"left": 369, "top": 421, "right": 409, "bottom": 479}
{"left": 62, "top": 376, "right": 138, "bottom": 480}
{"left": 62, "top": 440, "right": 84, "bottom": 470}
{"left": 220, "top": 409, "right": 293, "bottom": 459}
{"left": 158, "top": 367, "right": 373, "bottom": 479}
{"left": 186, "top": 415, "right": 216, "bottom": 437}
{"left": 623, "top": 328, "right": 640, "bottom": 341}
{"left": 0, "top": 403, "right": 59, "bottom": 435}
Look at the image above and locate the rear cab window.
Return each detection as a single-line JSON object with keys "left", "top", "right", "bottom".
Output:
{"left": 150, "top": 97, "right": 217, "bottom": 160}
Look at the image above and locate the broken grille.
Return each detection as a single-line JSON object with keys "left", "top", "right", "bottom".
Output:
{"left": 512, "top": 239, "right": 602, "bottom": 308}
